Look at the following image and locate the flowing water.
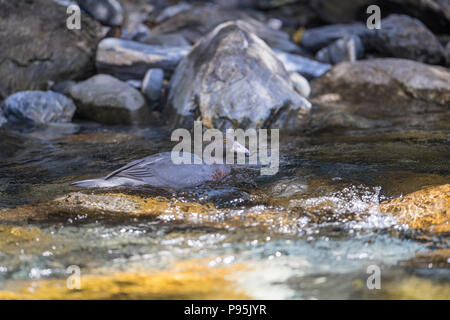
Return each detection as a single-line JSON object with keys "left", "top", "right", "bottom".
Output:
{"left": 0, "top": 121, "right": 448, "bottom": 299}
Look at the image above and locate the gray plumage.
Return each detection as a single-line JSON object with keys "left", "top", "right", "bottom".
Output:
{"left": 71, "top": 152, "right": 231, "bottom": 189}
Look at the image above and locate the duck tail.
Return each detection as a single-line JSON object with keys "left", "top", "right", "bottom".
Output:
{"left": 70, "top": 178, "right": 111, "bottom": 188}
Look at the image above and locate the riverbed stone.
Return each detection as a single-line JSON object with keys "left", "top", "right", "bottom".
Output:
{"left": 379, "top": 184, "right": 449, "bottom": 233}
{"left": 366, "top": 14, "right": 445, "bottom": 64}
{"left": 150, "top": 3, "right": 301, "bottom": 53}
{"left": 1, "top": 91, "right": 76, "bottom": 124}
{"left": 68, "top": 74, "right": 149, "bottom": 125}
{"left": 142, "top": 69, "right": 164, "bottom": 102}
{"left": 76, "top": 0, "right": 124, "bottom": 27}
{"left": 289, "top": 72, "right": 311, "bottom": 98}
{"left": 0, "top": 0, "right": 103, "bottom": 101}
{"left": 312, "top": 58, "right": 450, "bottom": 126}
{"left": 301, "top": 23, "right": 369, "bottom": 52}
{"left": 96, "top": 38, "right": 191, "bottom": 80}
{"left": 167, "top": 21, "right": 311, "bottom": 130}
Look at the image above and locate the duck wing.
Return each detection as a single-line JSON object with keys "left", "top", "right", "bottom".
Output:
{"left": 104, "top": 154, "right": 168, "bottom": 181}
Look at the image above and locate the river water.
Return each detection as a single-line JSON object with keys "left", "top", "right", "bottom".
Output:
{"left": 0, "top": 122, "right": 448, "bottom": 299}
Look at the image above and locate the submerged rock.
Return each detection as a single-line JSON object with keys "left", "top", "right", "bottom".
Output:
{"left": 312, "top": 58, "right": 450, "bottom": 126}
{"left": 138, "top": 33, "right": 191, "bottom": 47}
{"left": 167, "top": 21, "right": 311, "bottom": 130}
{"left": 379, "top": 184, "right": 449, "bottom": 233}
{"left": 315, "top": 35, "right": 364, "bottom": 64}
{"left": 96, "top": 38, "right": 191, "bottom": 80}
{"left": 0, "top": 259, "right": 249, "bottom": 299}
{"left": 1, "top": 91, "right": 76, "bottom": 124}
{"left": 76, "top": 0, "right": 123, "bottom": 27}
{"left": 150, "top": 3, "right": 301, "bottom": 53}
{"left": 366, "top": 14, "right": 445, "bottom": 64}
{"left": 0, "top": 0, "right": 103, "bottom": 100}
{"left": 68, "top": 74, "right": 149, "bottom": 125}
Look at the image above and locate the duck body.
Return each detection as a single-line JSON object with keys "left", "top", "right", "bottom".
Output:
{"left": 71, "top": 152, "right": 231, "bottom": 189}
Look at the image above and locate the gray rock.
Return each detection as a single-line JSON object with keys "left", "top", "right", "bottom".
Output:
{"left": 273, "top": 49, "right": 331, "bottom": 78}
{"left": 289, "top": 72, "right": 311, "bottom": 98}
{"left": 76, "top": 0, "right": 123, "bottom": 27}
{"left": 1, "top": 91, "right": 76, "bottom": 124}
{"left": 154, "top": 2, "right": 192, "bottom": 24}
{"left": 50, "top": 81, "right": 77, "bottom": 96}
{"left": 142, "top": 69, "right": 164, "bottom": 102}
{"left": 301, "top": 23, "right": 369, "bottom": 52}
{"left": 68, "top": 74, "right": 149, "bottom": 125}
{"left": 150, "top": 3, "right": 301, "bottom": 53}
{"left": 96, "top": 38, "right": 191, "bottom": 81}
{"left": 315, "top": 35, "right": 364, "bottom": 64}
{"left": 138, "top": 33, "right": 191, "bottom": 47}
{"left": 312, "top": 58, "right": 450, "bottom": 126}
{"left": 366, "top": 14, "right": 445, "bottom": 65}
{"left": 0, "top": 108, "right": 7, "bottom": 127}
{"left": 0, "top": 0, "right": 103, "bottom": 100}
{"left": 167, "top": 21, "right": 311, "bottom": 131}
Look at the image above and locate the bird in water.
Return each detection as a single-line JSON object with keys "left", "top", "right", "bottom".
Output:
{"left": 71, "top": 140, "right": 249, "bottom": 189}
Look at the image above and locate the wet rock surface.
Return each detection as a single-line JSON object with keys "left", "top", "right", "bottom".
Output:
{"left": 1, "top": 91, "right": 76, "bottom": 124}
{"left": 380, "top": 184, "right": 449, "bottom": 233}
{"left": 0, "top": 0, "right": 103, "bottom": 100}
{"left": 312, "top": 58, "right": 450, "bottom": 127}
{"left": 168, "top": 21, "right": 311, "bottom": 130}
{"left": 315, "top": 35, "right": 364, "bottom": 64}
{"left": 68, "top": 74, "right": 149, "bottom": 125}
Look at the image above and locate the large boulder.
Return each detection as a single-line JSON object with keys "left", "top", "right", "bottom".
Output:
{"left": 167, "top": 22, "right": 311, "bottom": 130}
{"left": 1, "top": 91, "right": 76, "bottom": 124}
{"left": 0, "top": 0, "right": 103, "bottom": 101}
{"left": 150, "top": 3, "right": 301, "bottom": 53}
{"left": 366, "top": 14, "right": 445, "bottom": 65}
{"left": 68, "top": 74, "right": 150, "bottom": 125}
{"left": 312, "top": 58, "right": 450, "bottom": 127}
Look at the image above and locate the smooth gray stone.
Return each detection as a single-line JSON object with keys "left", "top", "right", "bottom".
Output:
{"left": 315, "top": 35, "right": 364, "bottom": 64}
{"left": 273, "top": 49, "right": 331, "bottom": 78}
{"left": 142, "top": 69, "right": 164, "bottom": 102}
{"left": 96, "top": 38, "right": 191, "bottom": 81}
{"left": 68, "top": 74, "right": 149, "bottom": 125}
{"left": 366, "top": 14, "right": 445, "bottom": 65}
{"left": 312, "top": 58, "right": 450, "bottom": 125}
{"left": 289, "top": 72, "right": 311, "bottom": 98}
{"left": 76, "top": 0, "right": 123, "bottom": 27}
{"left": 301, "top": 23, "right": 370, "bottom": 52}
{"left": 1, "top": 91, "right": 76, "bottom": 124}
{"left": 167, "top": 21, "right": 311, "bottom": 131}
{"left": 138, "top": 33, "right": 192, "bottom": 47}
